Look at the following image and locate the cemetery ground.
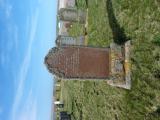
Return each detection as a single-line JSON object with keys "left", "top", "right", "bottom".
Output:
{"left": 58, "top": 0, "right": 160, "bottom": 120}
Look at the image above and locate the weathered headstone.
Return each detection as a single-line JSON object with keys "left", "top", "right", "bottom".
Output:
{"left": 58, "top": 8, "right": 86, "bottom": 24}
{"left": 56, "top": 35, "right": 85, "bottom": 46}
{"left": 58, "top": 22, "right": 69, "bottom": 35}
{"left": 60, "top": 112, "right": 71, "bottom": 120}
{"left": 110, "top": 43, "right": 123, "bottom": 75}
{"left": 66, "top": 0, "right": 75, "bottom": 8}
{"left": 45, "top": 46, "right": 110, "bottom": 79}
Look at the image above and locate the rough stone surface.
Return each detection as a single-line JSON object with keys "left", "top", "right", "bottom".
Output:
{"left": 56, "top": 35, "right": 85, "bottom": 46}
{"left": 45, "top": 46, "right": 110, "bottom": 79}
{"left": 59, "top": 8, "right": 86, "bottom": 24}
{"left": 107, "top": 41, "right": 131, "bottom": 89}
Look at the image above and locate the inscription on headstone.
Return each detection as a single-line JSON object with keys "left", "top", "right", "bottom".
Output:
{"left": 45, "top": 46, "right": 110, "bottom": 79}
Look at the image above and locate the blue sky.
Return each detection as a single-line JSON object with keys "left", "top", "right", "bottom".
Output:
{"left": 0, "top": 0, "right": 57, "bottom": 120}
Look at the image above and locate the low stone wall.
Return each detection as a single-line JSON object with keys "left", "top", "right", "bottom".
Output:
{"left": 107, "top": 41, "right": 131, "bottom": 89}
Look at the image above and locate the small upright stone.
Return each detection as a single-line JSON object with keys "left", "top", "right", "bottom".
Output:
{"left": 58, "top": 8, "right": 86, "bottom": 24}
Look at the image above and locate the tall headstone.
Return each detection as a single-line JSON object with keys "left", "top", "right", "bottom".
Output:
{"left": 56, "top": 35, "right": 85, "bottom": 46}
{"left": 45, "top": 46, "right": 110, "bottom": 79}
{"left": 59, "top": 8, "right": 86, "bottom": 24}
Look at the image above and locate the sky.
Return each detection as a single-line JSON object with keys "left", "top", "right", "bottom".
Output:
{"left": 0, "top": 0, "right": 57, "bottom": 120}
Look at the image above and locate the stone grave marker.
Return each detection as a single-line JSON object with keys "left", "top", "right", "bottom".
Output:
{"left": 58, "top": 8, "right": 86, "bottom": 24}
{"left": 56, "top": 35, "right": 85, "bottom": 46}
{"left": 45, "top": 46, "right": 110, "bottom": 79}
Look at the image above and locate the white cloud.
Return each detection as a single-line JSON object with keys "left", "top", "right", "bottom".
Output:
{"left": 14, "top": 25, "right": 19, "bottom": 51}
{"left": 0, "top": 0, "right": 12, "bottom": 18}
{"left": 0, "top": 25, "right": 19, "bottom": 70}
{"left": 17, "top": 89, "right": 37, "bottom": 120}
{"left": 10, "top": 10, "right": 39, "bottom": 120}
{"left": 0, "top": 51, "right": 9, "bottom": 69}
{"left": 5, "top": 4, "right": 12, "bottom": 18}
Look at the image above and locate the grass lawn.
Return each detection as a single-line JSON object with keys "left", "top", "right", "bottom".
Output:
{"left": 60, "top": 0, "right": 160, "bottom": 120}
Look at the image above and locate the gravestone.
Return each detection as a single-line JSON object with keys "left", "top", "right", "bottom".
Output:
{"left": 58, "top": 22, "right": 69, "bottom": 35}
{"left": 45, "top": 46, "right": 110, "bottom": 79}
{"left": 58, "top": 8, "right": 86, "bottom": 24}
{"left": 60, "top": 112, "right": 71, "bottom": 120}
{"left": 56, "top": 35, "right": 85, "bottom": 46}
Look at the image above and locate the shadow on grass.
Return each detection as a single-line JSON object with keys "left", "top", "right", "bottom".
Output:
{"left": 79, "top": 110, "right": 83, "bottom": 120}
{"left": 145, "top": 106, "right": 160, "bottom": 119}
{"left": 106, "top": 0, "right": 130, "bottom": 45}
{"left": 70, "top": 99, "right": 83, "bottom": 120}
{"left": 85, "top": 0, "right": 88, "bottom": 8}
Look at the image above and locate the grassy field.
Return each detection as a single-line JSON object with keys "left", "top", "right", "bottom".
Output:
{"left": 60, "top": 0, "right": 160, "bottom": 120}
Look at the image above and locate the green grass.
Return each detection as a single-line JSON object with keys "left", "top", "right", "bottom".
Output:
{"left": 61, "top": 80, "right": 127, "bottom": 120}
{"left": 68, "top": 23, "right": 84, "bottom": 37}
{"left": 59, "top": 0, "right": 160, "bottom": 120}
